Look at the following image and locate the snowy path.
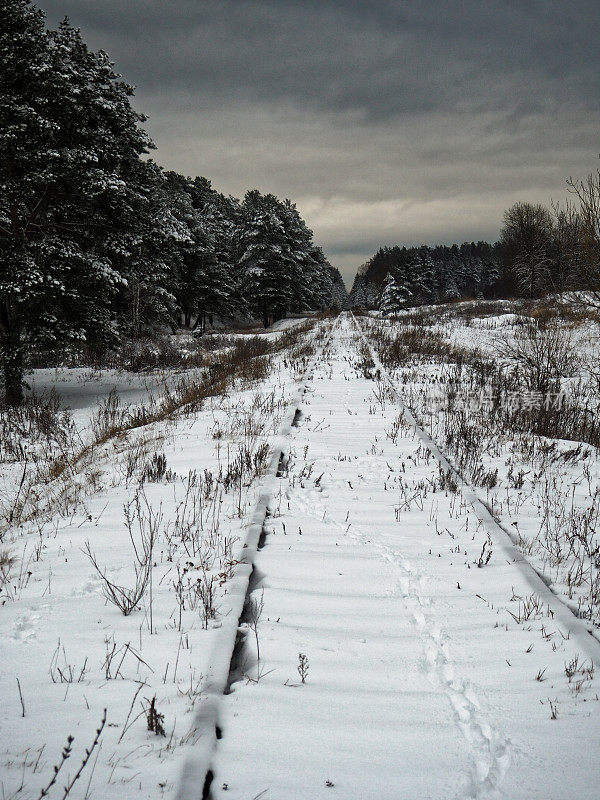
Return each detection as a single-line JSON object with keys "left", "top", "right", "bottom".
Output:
{"left": 207, "top": 315, "right": 600, "bottom": 800}
{"left": 0, "top": 325, "right": 327, "bottom": 800}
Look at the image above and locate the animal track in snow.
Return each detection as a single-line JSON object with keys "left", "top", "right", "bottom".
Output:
{"left": 394, "top": 556, "right": 511, "bottom": 800}
{"left": 12, "top": 612, "right": 40, "bottom": 642}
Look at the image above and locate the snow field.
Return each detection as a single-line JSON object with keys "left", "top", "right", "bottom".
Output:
{"left": 0, "top": 321, "right": 329, "bottom": 800}
{"left": 364, "top": 308, "right": 600, "bottom": 633}
{"left": 355, "top": 313, "right": 600, "bottom": 659}
{"left": 175, "top": 319, "right": 339, "bottom": 800}
{"left": 210, "top": 314, "right": 600, "bottom": 800}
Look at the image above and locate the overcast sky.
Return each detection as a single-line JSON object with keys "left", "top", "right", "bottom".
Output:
{"left": 40, "top": 0, "right": 599, "bottom": 286}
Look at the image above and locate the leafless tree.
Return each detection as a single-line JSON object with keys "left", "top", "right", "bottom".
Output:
{"left": 565, "top": 171, "right": 600, "bottom": 312}
{"left": 500, "top": 202, "right": 554, "bottom": 298}
{"left": 552, "top": 198, "right": 584, "bottom": 292}
{"left": 493, "top": 320, "right": 576, "bottom": 394}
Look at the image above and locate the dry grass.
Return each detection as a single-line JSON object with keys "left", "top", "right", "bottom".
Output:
{"left": 0, "top": 318, "right": 326, "bottom": 544}
{"left": 359, "top": 308, "right": 600, "bottom": 624}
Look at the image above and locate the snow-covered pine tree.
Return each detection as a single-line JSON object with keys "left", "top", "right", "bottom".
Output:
{"left": 237, "top": 191, "right": 317, "bottom": 326}
{"left": 379, "top": 273, "right": 412, "bottom": 315}
{"left": 280, "top": 199, "right": 317, "bottom": 315}
{"left": 402, "top": 255, "right": 428, "bottom": 305}
{"left": 236, "top": 191, "right": 288, "bottom": 327}
{"left": 347, "top": 275, "right": 367, "bottom": 308}
{"left": 328, "top": 267, "right": 348, "bottom": 309}
{"left": 193, "top": 182, "right": 242, "bottom": 327}
{"left": 193, "top": 198, "right": 237, "bottom": 331}
{"left": 363, "top": 281, "right": 380, "bottom": 309}
{"left": 300, "top": 245, "right": 332, "bottom": 311}
{"left": 444, "top": 277, "right": 461, "bottom": 302}
{"left": 162, "top": 171, "right": 203, "bottom": 329}
{"left": 416, "top": 251, "right": 438, "bottom": 303}
{"left": 0, "top": 0, "right": 50, "bottom": 402}
{"left": 457, "top": 246, "right": 482, "bottom": 299}
{"left": 163, "top": 172, "right": 236, "bottom": 332}
{"left": 0, "top": 3, "right": 154, "bottom": 402}
{"left": 352, "top": 241, "right": 503, "bottom": 309}
{"left": 379, "top": 273, "right": 396, "bottom": 315}
{"left": 108, "top": 162, "right": 188, "bottom": 337}
{"left": 481, "top": 257, "right": 501, "bottom": 297}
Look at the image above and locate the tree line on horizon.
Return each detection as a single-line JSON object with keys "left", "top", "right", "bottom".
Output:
{"left": 348, "top": 241, "right": 500, "bottom": 311}
{"left": 0, "top": 0, "right": 346, "bottom": 404}
{"left": 348, "top": 183, "right": 600, "bottom": 315}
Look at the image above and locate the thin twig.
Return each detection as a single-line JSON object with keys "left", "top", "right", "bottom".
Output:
{"left": 60, "top": 709, "right": 107, "bottom": 799}
{"left": 16, "top": 677, "right": 25, "bottom": 717}
{"left": 118, "top": 683, "right": 147, "bottom": 743}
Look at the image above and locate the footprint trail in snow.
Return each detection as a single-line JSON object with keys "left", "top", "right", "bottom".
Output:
{"left": 210, "top": 314, "right": 600, "bottom": 800}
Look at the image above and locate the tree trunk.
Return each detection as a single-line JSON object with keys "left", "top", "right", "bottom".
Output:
{"left": 191, "top": 311, "right": 206, "bottom": 335}
{"left": 0, "top": 298, "right": 24, "bottom": 405}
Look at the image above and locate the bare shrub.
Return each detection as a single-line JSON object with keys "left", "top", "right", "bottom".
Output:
{"left": 77, "top": 331, "right": 237, "bottom": 372}
{"left": 91, "top": 389, "right": 129, "bottom": 442}
{"left": 49, "top": 641, "right": 88, "bottom": 684}
{"left": 564, "top": 170, "right": 600, "bottom": 313}
{"left": 354, "top": 340, "right": 378, "bottom": 379}
{"left": 0, "top": 548, "right": 16, "bottom": 597}
{"left": 0, "top": 390, "right": 76, "bottom": 464}
{"left": 446, "top": 299, "right": 511, "bottom": 322}
{"left": 197, "top": 573, "right": 219, "bottom": 629}
{"left": 517, "top": 393, "right": 600, "bottom": 448}
{"left": 507, "top": 592, "right": 546, "bottom": 624}
{"left": 367, "top": 321, "right": 476, "bottom": 369}
{"left": 297, "top": 653, "right": 309, "bottom": 683}
{"left": 493, "top": 320, "right": 576, "bottom": 394}
{"left": 121, "top": 337, "right": 202, "bottom": 372}
{"left": 141, "top": 452, "right": 175, "bottom": 484}
{"left": 475, "top": 535, "right": 493, "bottom": 567}
{"left": 34, "top": 710, "right": 106, "bottom": 799}
{"left": 145, "top": 695, "right": 166, "bottom": 736}
{"left": 84, "top": 491, "right": 160, "bottom": 616}
{"left": 84, "top": 542, "right": 151, "bottom": 616}
{"left": 0, "top": 318, "right": 320, "bottom": 550}
{"left": 443, "top": 410, "right": 499, "bottom": 476}
{"left": 244, "top": 590, "right": 264, "bottom": 678}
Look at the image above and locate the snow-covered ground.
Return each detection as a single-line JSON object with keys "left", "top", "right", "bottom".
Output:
{"left": 207, "top": 314, "right": 600, "bottom": 799}
{"left": 366, "top": 305, "right": 600, "bottom": 630}
{"left": 26, "top": 367, "right": 193, "bottom": 434}
{"left": 1, "top": 310, "right": 599, "bottom": 800}
{"left": 24, "top": 319, "right": 308, "bottom": 436}
{"left": 0, "top": 320, "right": 327, "bottom": 800}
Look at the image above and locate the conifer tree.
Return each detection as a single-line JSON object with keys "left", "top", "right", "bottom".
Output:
{"left": 0, "top": 2, "right": 154, "bottom": 401}
{"left": 1, "top": 0, "right": 337, "bottom": 401}
{"left": 163, "top": 172, "right": 235, "bottom": 331}
{"left": 237, "top": 191, "right": 323, "bottom": 326}
{"left": 379, "top": 273, "right": 412, "bottom": 315}
{"left": 328, "top": 267, "right": 348, "bottom": 309}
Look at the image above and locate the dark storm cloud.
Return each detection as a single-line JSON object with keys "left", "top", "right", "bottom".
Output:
{"left": 42, "top": 1, "right": 598, "bottom": 114}
{"left": 39, "top": 0, "right": 600, "bottom": 284}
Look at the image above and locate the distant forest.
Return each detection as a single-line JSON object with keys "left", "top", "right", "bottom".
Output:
{"left": 348, "top": 241, "right": 501, "bottom": 310}
{"left": 349, "top": 187, "right": 600, "bottom": 313}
